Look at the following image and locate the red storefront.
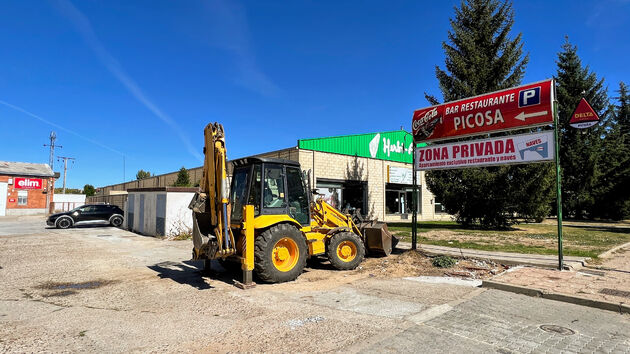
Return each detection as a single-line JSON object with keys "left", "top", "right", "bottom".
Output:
{"left": 0, "top": 161, "right": 56, "bottom": 216}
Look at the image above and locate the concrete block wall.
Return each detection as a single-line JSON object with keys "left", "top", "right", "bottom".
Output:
{"left": 298, "top": 149, "right": 451, "bottom": 222}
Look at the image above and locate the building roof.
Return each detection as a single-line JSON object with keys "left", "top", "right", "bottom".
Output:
{"left": 298, "top": 130, "right": 424, "bottom": 163}
{"left": 0, "top": 161, "right": 54, "bottom": 177}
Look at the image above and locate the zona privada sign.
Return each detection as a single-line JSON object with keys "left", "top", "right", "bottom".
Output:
{"left": 412, "top": 79, "right": 555, "bottom": 142}
{"left": 415, "top": 131, "right": 555, "bottom": 170}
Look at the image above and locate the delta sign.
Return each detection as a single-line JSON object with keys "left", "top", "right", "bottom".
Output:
{"left": 412, "top": 79, "right": 554, "bottom": 142}
{"left": 569, "top": 97, "right": 600, "bottom": 129}
{"left": 14, "top": 177, "right": 43, "bottom": 189}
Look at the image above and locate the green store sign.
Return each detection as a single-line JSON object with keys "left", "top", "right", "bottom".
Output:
{"left": 298, "top": 131, "right": 426, "bottom": 163}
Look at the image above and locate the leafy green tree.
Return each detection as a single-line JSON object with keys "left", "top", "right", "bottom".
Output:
{"left": 593, "top": 82, "right": 630, "bottom": 219}
{"left": 136, "top": 169, "right": 152, "bottom": 180}
{"left": 554, "top": 39, "right": 609, "bottom": 219}
{"left": 173, "top": 167, "right": 191, "bottom": 187}
{"left": 82, "top": 184, "right": 95, "bottom": 197}
{"left": 424, "top": 0, "right": 554, "bottom": 228}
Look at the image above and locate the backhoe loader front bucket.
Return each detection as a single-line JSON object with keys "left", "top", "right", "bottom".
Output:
{"left": 359, "top": 221, "right": 399, "bottom": 256}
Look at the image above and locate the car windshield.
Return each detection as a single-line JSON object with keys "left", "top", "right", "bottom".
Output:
{"left": 69, "top": 206, "right": 86, "bottom": 212}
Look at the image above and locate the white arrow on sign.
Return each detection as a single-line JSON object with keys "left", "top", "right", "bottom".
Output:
{"left": 515, "top": 110, "right": 548, "bottom": 121}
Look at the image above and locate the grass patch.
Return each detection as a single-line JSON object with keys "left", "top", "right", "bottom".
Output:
{"left": 391, "top": 220, "right": 630, "bottom": 258}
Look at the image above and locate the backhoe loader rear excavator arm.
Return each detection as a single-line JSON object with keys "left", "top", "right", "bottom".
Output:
{"left": 189, "top": 123, "right": 236, "bottom": 260}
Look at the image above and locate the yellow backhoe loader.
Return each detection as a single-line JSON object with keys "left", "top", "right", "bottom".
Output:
{"left": 189, "top": 122, "right": 397, "bottom": 287}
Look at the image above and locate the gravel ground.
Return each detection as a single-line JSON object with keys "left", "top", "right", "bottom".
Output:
{"left": 1, "top": 216, "right": 628, "bottom": 353}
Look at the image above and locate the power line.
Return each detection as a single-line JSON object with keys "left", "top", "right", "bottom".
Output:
{"left": 57, "top": 156, "right": 76, "bottom": 194}
{"left": 43, "top": 131, "right": 62, "bottom": 170}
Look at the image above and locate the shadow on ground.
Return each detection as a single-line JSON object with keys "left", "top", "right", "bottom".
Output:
{"left": 148, "top": 260, "right": 238, "bottom": 290}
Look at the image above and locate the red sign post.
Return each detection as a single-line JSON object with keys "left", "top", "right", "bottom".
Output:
{"left": 412, "top": 79, "right": 554, "bottom": 142}
{"left": 569, "top": 97, "right": 599, "bottom": 129}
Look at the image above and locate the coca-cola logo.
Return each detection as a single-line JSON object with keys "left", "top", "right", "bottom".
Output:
{"left": 15, "top": 178, "right": 42, "bottom": 189}
{"left": 413, "top": 107, "right": 442, "bottom": 139}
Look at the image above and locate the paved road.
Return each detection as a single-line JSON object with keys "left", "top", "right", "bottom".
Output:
{"left": 1, "top": 217, "right": 629, "bottom": 353}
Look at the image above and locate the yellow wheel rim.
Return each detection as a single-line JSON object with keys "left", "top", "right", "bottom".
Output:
{"left": 337, "top": 240, "right": 357, "bottom": 263}
{"left": 272, "top": 237, "right": 299, "bottom": 272}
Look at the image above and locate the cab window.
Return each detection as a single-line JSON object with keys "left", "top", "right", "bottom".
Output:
{"left": 230, "top": 166, "right": 250, "bottom": 221}
{"left": 263, "top": 165, "right": 286, "bottom": 208}
{"left": 286, "top": 167, "right": 309, "bottom": 225}
{"left": 248, "top": 164, "right": 262, "bottom": 215}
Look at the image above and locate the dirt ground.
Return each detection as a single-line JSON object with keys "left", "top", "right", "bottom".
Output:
{"left": 2, "top": 216, "right": 629, "bottom": 353}
{"left": 0, "top": 216, "right": 493, "bottom": 352}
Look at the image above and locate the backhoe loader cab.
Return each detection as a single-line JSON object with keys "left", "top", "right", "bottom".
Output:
{"left": 230, "top": 157, "right": 310, "bottom": 227}
{"left": 189, "top": 122, "right": 397, "bottom": 285}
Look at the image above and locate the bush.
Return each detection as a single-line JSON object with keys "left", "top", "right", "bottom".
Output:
{"left": 432, "top": 255, "right": 456, "bottom": 268}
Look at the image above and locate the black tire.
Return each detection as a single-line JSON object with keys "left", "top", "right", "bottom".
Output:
{"left": 56, "top": 217, "right": 73, "bottom": 229}
{"left": 254, "top": 224, "right": 307, "bottom": 283}
{"left": 110, "top": 214, "right": 123, "bottom": 228}
{"left": 327, "top": 232, "right": 365, "bottom": 270}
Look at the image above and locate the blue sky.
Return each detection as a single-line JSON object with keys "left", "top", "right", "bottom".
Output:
{"left": 1, "top": 0, "right": 628, "bottom": 189}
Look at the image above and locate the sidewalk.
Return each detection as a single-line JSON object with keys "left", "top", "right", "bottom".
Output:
{"left": 484, "top": 242, "right": 630, "bottom": 313}
{"left": 397, "top": 242, "right": 587, "bottom": 270}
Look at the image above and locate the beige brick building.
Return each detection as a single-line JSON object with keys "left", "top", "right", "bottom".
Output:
{"left": 91, "top": 130, "right": 451, "bottom": 222}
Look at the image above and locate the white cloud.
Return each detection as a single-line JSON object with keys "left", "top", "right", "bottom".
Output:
{"left": 0, "top": 100, "right": 124, "bottom": 156}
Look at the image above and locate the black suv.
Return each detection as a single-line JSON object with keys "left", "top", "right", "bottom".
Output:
{"left": 47, "top": 204, "right": 124, "bottom": 229}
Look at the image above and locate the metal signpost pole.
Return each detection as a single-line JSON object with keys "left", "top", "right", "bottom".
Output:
{"left": 412, "top": 141, "right": 417, "bottom": 250}
{"left": 553, "top": 98, "right": 564, "bottom": 270}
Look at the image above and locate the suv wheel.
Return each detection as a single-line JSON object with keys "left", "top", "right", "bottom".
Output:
{"left": 110, "top": 215, "right": 123, "bottom": 228}
{"left": 56, "top": 217, "right": 73, "bottom": 229}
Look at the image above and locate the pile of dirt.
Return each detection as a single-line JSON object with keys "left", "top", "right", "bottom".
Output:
{"left": 357, "top": 250, "right": 506, "bottom": 280}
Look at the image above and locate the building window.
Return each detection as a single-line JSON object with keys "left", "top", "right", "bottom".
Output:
{"left": 316, "top": 182, "right": 342, "bottom": 209}
{"left": 386, "top": 184, "right": 419, "bottom": 215}
{"left": 435, "top": 201, "right": 446, "bottom": 214}
{"left": 315, "top": 180, "right": 367, "bottom": 214}
{"left": 18, "top": 190, "right": 28, "bottom": 205}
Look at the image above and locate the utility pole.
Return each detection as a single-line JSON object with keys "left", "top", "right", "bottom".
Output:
{"left": 43, "top": 131, "right": 62, "bottom": 170}
{"left": 57, "top": 156, "right": 76, "bottom": 194}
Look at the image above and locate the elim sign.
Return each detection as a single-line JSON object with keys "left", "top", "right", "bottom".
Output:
{"left": 298, "top": 131, "right": 426, "bottom": 163}
{"left": 14, "top": 177, "right": 43, "bottom": 189}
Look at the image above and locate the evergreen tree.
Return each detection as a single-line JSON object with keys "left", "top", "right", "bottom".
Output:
{"left": 554, "top": 39, "right": 609, "bottom": 218}
{"left": 594, "top": 82, "right": 630, "bottom": 219}
{"left": 424, "top": 0, "right": 554, "bottom": 228}
{"left": 173, "top": 167, "right": 191, "bottom": 187}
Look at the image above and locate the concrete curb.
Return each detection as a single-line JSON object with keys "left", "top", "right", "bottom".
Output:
{"left": 482, "top": 280, "right": 630, "bottom": 315}
{"left": 597, "top": 241, "right": 630, "bottom": 259}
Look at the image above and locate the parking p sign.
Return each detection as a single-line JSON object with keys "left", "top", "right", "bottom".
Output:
{"left": 519, "top": 87, "right": 541, "bottom": 107}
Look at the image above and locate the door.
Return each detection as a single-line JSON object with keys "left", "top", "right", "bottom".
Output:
{"left": 77, "top": 205, "right": 97, "bottom": 221}
{"left": 0, "top": 182, "right": 7, "bottom": 216}
{"left": 94, "top": 205, "right": 112, "bottom": 221}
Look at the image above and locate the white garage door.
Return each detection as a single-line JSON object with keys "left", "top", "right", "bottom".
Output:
{"left": 0, "top": 182, "right": 7, "bottom": 216}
